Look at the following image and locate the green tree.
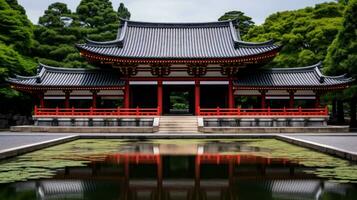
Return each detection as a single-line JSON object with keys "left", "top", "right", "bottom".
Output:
{"left": 244, "top": 2, "right": 345, "bottom": 68}
{"left": 5, "top": 0, "right": 26, "bottom": 14}
{"left": 0, "top": 0, "right": 34, "bottom": 53}
{"left": 38, "top": 2, "right": 71, "bottom": 28}
{"left": 33, "top": 1, "right": 131, "bottom": 68}
{"left": 218, "top": 11, "right": 254, "bottom": 37}
{"left": 33, "top": 2, "right": 89, "bottom": 68}
{"left": 0, "top": 0, "right": 35, "bottom": 78}
{"left": 117, "top": 2, "right": 130, "bottom": 20}
{"left": 0, "top": 0, "right": 36, "bottom": 116}
{"left": 76, "top": 0, "right": 119, "bottom": 41}
{"left": 324, "top": 0, "right": 357, "bottom": 127}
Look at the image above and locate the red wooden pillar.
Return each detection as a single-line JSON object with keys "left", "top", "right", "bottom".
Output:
{"left": 91, "top": 90, "right": 98, "bottom": 108}
{"left": 195, "top": 155, "right": 201, "bottom": 189}
{"left": 315, "top": 92, "right": 321, "bottom": 108}
{"left": 289, "top": 90, "right": 295, "bottom": 108}
{"left": 195, "top": 80, "right": 200, "bottom": 115}
{"left": 228, "top": 79, "right": 234, "bottom": 108}
{"left": 38, "top": 92, "right": 45, "bottom": 108}
{"left": 64, "top": 90, "right": 71, "bottom": 108}
{"left": 157, "top": 155, "right": 163, "bottom": 191}
{"left": 260, "top": 90, "right": 267, "bottom": 108}
{"left": 157, "top": 80, "right": 163, "bottom": 115}
{"left": 124, "top": 80, "right": 130, "bottom": 108}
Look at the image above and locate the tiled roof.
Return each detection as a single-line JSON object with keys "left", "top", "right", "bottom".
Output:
{"left": 76, "top": 19, "right": 280, "bottom": 60}
{"left": 234, "top": 62, "right": 353, "bottom": 89}
{"left": 7, "top": 64, "right": 124, "bottom": 89}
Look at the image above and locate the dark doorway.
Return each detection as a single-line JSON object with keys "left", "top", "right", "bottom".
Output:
{"left": 131, "top": 85, "right": 157, "bottom": 108}
{"left": 163, "top": 85, "right": 194, "bottom": 115}
{"left": 201, "top": 85, "right": 228, "bottom": 108}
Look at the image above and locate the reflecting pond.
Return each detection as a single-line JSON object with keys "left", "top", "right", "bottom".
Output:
{"left": 1, "top": 139, "right": 357, "bottom": 199}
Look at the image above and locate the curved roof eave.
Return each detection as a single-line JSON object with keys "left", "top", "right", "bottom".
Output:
{"left": 77, "top": 44, "right": 281, "bottom": 61}
{"left": 76, "top": 19, "right": 281, "bottom": 59}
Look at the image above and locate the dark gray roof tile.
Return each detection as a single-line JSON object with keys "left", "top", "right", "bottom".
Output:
{"left": 77, "top": 20, "right": 280, "bottom": 60}
{"left": 234, "top": 62, "right": 353, "bottom": 88}
{"left": 8, "top": 64, "right": 124, "bottom": 88}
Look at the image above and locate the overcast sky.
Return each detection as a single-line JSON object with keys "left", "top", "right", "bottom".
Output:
{"left": 19, "top": 0, "right": 332, "bottom": 25}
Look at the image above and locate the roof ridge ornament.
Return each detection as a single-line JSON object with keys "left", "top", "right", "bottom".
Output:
{"left": 313, "top": 62, "right": 325, "bottom": 83}
{"left": 229, "top": 21, "right": 240, "bottom": 48}
{"left": 235, "top": 39, "right": 276, "bottom": 48}
{"left": 268, "top": 62, "right": 322, "bottom": 72}
{"left": 82, "top": 21, "right": 128, "bottom": 48}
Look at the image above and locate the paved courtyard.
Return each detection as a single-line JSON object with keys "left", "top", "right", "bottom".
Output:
{"left": 0, "top": 133, "right": 70, "bottom": 152}
{"left": 283, "top": 134, "right": 357, "bottom": 153}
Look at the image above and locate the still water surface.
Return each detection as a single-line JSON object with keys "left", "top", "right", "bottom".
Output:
{"left": 0, "top": 139, "right": 357, "bottom": 200}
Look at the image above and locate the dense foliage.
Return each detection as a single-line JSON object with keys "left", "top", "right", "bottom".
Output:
{"left": 325, "top": 0, "right": 357, "bottom": 88}
{"left": 0, "top": 0, "right": 36, "bottom": 115}
{"left": 244, "top": 2, "right": 345, "bottom": 68}
{"left": 33, "top": 0, "right": 131, "bottom": 68}
{"left": 324, "top": 0, "right": 357, "bottom": 126}
{"left": 218, "top": 11, "right": 254, "bottom": 37}
{"left": 0, "top": 0, "right": 35, "bottom": 77}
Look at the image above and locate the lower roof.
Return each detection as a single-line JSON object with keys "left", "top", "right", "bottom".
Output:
{"left": 7, "top": 64, "right": 124, "bottom": 90}
{"left": 234, "top": 62, "right": 353, "bottom": 90}
{"left": 7, "top": 62, "right": 353, "bottom": 91}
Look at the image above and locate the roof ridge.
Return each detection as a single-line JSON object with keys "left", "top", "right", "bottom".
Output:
{"left": 267, "top": 62, "right": 322, "bottom": 72}
{"left": 38, "top": 63, "right": 113, "bottom": 73}
{"left": 236, "top": 39, "right": 276, "bottom": 47}
{"left": 122, "top": 19, "right": 232, "bottom": 28}
{"left": 83, "top": 21, "right": 128, "bottom": 47}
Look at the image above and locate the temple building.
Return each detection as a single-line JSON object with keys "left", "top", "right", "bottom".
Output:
{"left": 8, "top": 19, "right": 353, "bottom": 117}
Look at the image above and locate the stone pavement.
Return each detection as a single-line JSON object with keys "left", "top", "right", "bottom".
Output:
{"left": 284, "top": 135, "right": 357, "bottom": 153}
{"left": 277, "top": 134, "right": 357, "bottom": 161}
{"left": 0, "top": 134, "right": 70, "bottom": 152}
{"left": 0, "top": 133, "right": 76, "bottom": 159}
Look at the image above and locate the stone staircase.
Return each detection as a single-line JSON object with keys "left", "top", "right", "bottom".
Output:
{"left": 158, "top": 116, "right": 198, "bottom": 133}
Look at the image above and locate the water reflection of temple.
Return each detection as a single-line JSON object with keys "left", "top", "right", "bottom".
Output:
{"left": 8, "top": 143, "right": 357, "bottom": 199}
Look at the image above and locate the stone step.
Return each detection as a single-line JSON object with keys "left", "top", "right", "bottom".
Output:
{"left": 160, "top": 125, "right": 197, "bottom": 128}
{"left": 160, "top": 123, "right": 197, "bottom": 125}
{"left": 160, "top": 121, "right": 197, "bottom": 124}
{"left": 160, "top": 119, "right": 197, "bottom": 120}
{"left": 160, "top": 124, "right": 197, "bottom": 127}
{"left": 160, "top": 118, "right": 197, "bottom": 121}
{"left": 159, "top": 129, "right": 198, "bottom": 131}
{"left": 159, "top": 116, "right": 198, "bottom": 133}
{"left": 158, "top": 131, "right": 198, "bottom": 133}
{"left": 159, "top": 127, "right": 198, "bottom": 131}
{"left": 160, "top": 116, "right": 196, "bottom": 118}
{"left": 160, "top": 122, "right": 197, "bottom": 125}
{"left": 160, "top": 122, "right": 197, "bottom": 124}
{"left": 160, "top": 127, "right": 197, "bottom": 130}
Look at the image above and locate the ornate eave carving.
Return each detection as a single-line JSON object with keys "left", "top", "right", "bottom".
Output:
{"left": 220, "top": 64, "right": 239, "bottom": 76}
{"left": 150, "top": 64, "right": 171, "bottom": 77}
{"left": 187, "top": 64, "right": 207, "bottom": 77}
{"left": 116, "top": 64, "right": 138, "bottom": 76}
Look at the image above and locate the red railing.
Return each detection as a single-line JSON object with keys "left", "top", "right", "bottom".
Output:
{"left": 199, "top": 106, "right": 328, "bottom": 116}
{"left": 34, "top": 106, "right": 160, "bottom": 116}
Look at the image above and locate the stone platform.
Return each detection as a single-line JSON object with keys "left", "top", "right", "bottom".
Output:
{"left": 199, "top": 126, "right": 350, "bottom": 133}
{"left": 10, "top": 125, "right": 159, "bottom": 133}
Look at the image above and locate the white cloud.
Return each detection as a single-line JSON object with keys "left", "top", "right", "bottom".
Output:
{"left": 18, "top": 0, "right": 333, "bottom": 24}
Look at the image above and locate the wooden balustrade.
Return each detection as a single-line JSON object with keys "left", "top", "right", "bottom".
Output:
{"left": 34, "top": 106, "right": 160, "bottom": 116}
{"left": 34, "top": 106, "right": 328, "bottom": 117}
{"left": 199, "top": 106, "right": 328, "bottom": 116}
